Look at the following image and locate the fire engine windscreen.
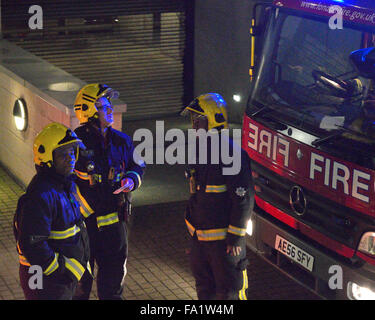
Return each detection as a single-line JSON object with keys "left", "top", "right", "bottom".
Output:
{"left": 248, "top": 9, "right": 375, "bottom": 167}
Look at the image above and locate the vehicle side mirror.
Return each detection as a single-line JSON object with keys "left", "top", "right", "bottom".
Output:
{"left": 350, "top": 47, "right": 375, "bottom": 79}
{"left": 250, "top": 4, "right": 272, "bottom": 81}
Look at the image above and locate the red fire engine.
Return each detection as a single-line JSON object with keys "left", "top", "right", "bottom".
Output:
{"left": 243, "top": 0, "right": 375, "bottom": 299}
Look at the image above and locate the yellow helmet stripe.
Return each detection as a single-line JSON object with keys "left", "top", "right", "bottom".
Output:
{"left": 82, "top": 93, "right": 96, "bottom": 101}
{"left": 82, "top": 97, "right": 95, "bottom": 103}
{"left": 185, "top": 106, "right": 205, "bottom": 116}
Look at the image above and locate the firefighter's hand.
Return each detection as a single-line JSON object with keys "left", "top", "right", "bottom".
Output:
{"left": 121, "top": 178, "right": 134, "bottom": 192}
{"left": 113, "top": 178, "right": 134, "bottom": 194}
{"left": 226, "top": 245, "right": 242, "bottom": 256}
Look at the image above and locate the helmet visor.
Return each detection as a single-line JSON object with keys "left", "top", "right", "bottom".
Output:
{"left": 180, "top": 98, "right": 205, "bottom": 117}
{"left": 57, "top": 129, "right": 86, "bottom": 150}
{"left": 95, "top": 97, "right": 114, "bottom": 111}
{"left": 104, "top": 88, "right": 119, "bottom": 100}
{"left": 190, "top": 112, "right": 207, "bottom": 122}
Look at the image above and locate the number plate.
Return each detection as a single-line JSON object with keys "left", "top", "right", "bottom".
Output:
{"left": 275, "top": 235, "right": 314, "bottom": 272}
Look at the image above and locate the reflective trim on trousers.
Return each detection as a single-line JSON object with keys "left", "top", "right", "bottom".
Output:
{"left": 239, "top": 270, "right": 248, "bottom": 300}
{"left": 97, "top": 212, "right": 119, "bottom": 229}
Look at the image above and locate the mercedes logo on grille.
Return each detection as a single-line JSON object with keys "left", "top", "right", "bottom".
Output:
{"left": 296, "top": 149, "right": 303, "bottom": 160}
{"left": 289, "top": 186, "right": 307, "bottom": 216}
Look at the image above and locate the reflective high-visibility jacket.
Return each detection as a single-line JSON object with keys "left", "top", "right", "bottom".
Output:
{"left": 74, "top": 123, "right": 145, "bottom": 228}
{"left": 14, "top": 168, "right": 91, "bottom": 282}
{"left": 185, "top": 132, "right": 254, "bottom": 246}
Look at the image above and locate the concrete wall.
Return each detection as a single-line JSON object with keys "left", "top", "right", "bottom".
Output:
{"left": 194, "top": 0, "right": 255, "bottom": 124}
{"left": 0, "top": 66, "right": 71, "bottom": 187}
{"left": 0, "top": 65, "right": 125, "bottom": 188}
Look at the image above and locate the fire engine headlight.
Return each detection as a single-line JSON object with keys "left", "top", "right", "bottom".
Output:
{"left": 348, "top": 282, "right": 375, "bottom": 300}
{"left": 358, "top": 232, "right": 375, "bottom": 256}
{"left": 246, "top": 219, "right": 253, "bottom": 236}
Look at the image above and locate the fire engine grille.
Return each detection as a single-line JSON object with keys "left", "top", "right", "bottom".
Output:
{"left": 251, "top": 161, "right": 375, "bottom": 254}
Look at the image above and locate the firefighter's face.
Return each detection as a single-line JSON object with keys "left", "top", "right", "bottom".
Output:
{"left": 53, "top": 144, "right": 77, "bottom": 177}
{"left": 96, "top": 97, "right": 114, "bottom": 128}
{"left": 190, "top": 112, "right": 208, "bottom": 130}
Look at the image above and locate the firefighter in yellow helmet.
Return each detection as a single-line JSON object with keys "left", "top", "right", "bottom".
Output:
{"left": 181, "top": 92, "right": 229, "bottom": 130}
{"left": 181, "top": 93, "right": 254, "bottom": 300}
{"left": 72, "top": 84, "right": 145, "bottom": 300}
{"left": 14, "top": 123, "right": 91, "bottom": 300}
{"left": 74, "top": 83, "right": 119, "bottom": 125}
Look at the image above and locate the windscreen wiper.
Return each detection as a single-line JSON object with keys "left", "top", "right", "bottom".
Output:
{"left": 249, "top": 100, "right": 288, "bottom": 131}
{"left": 311, "top": 130, "right": 345, "bottom": 147}
{"left": 250, "top": 100, "right": 274, "bottom": 118}
{"left": 312, "top": 125, "right": 375, "bottom": 147}
{"left": 251, "top": 105, "right": 271, "bottom": 117}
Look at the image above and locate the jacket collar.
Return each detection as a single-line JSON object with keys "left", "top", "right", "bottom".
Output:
{"left": 37, "top": 166, "right": 75, "bottom": 190}
{"left": 87, "top": 122, "right": 113, "bottom": 146}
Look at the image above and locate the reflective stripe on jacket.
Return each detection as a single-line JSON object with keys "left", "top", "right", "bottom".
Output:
{"left": 185, "top": 133, "right": 254, "bottom": 245}
{"left": 14, "top": 169, "right": 91, "bottom": 281}
{"left": 185, "top": 218, "right": 247, "bottom": 241}
{"left": 74, "top": 124, "right": 145, "bottom": 227}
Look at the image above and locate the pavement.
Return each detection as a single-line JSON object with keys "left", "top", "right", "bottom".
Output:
{"left": 0, "top": 163, "right": 198, "bottom": 300}
{"left": 0, "top": 117, "right": 320, "bottom": 300}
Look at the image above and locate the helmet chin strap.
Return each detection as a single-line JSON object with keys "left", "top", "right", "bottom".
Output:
{"left": 90, "top": 117, "right": 111, "bottom": 138}
{"left": 88, "top": 115, "right": 100, "bottom": 127}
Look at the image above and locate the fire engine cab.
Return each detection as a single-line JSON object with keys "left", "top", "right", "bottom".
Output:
{"left": 243, "top": 0, "right": 375, "bottom": 299}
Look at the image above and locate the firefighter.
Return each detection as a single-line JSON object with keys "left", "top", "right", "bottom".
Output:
{"left": 181, "top": 93, "right": 254, "bottom": 300}
{"left": 72, "top": 83, "right": 145, "bottom": 300}
{"left": 14, "top": 122, "right": 91, "bottom": 300}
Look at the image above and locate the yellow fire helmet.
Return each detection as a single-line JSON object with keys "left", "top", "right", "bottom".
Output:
{"left": 181, "top": 93, "right": 228, "bottom": 130}
{"left": 74, "top": 83, "right": 119, "bottom": 124}
{"left": 33, "top": 122, "right": 85, "bottom": 167}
